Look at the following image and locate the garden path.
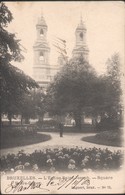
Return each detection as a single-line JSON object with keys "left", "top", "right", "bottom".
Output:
{"left": 1, "top": 132, "right": 124, "bottom": 155}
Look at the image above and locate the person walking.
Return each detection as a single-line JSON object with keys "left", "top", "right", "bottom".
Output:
{"left": 59, "top": 122, "right": 63, "bottom": 137}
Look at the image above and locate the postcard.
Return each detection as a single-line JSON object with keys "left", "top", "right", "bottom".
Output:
{"left": 0, "top": 1, "right": 124, "bottom": 194}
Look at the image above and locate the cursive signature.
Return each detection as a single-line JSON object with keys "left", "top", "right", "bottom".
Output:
{"left": 5, "top": 180, "right": 50, "bottom": 193}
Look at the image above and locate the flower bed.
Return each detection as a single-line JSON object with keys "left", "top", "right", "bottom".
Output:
{"left": 1, "top": 125, "right": 38, "bottom": 137}
{"left": 1, "top": 147, "right": 123, "bottom": 174}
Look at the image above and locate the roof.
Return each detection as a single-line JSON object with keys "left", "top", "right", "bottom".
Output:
{"left": 76, "top": 17, "right": 86, "bottom": 30}
{"left": 37, "top": 15, "right": 47, "bottom": 27}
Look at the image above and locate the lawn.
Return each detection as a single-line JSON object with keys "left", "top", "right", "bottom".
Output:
{"left": 81, "top": 130, "right": 123, "bottom": 147}
{"left": 1, "top": 132, "right": 51, "bottom": 149}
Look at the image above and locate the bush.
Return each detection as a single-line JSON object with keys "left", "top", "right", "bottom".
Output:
{"left": 1, "top": 125, "right": 38, "bottom": 138}
{"left": 1, "top": 147, "right": 124, "bottom": 174}
{"left": 96, "top": 117, "right": 121, "bottom": 131}
{"left": 36, "top": 119, "right": 59, "bottom": 131}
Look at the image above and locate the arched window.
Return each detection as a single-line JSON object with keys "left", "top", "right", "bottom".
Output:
{"left": 39, "top": 51, "right": 44, "bottom": 61}
{"left": 40, "top": 29, "right": 44, "bottom": 37}
{"left": 80, "top": 32, "right": 83, "bottom": 40}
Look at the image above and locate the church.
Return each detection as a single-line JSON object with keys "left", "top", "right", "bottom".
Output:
{"left": 32, "top": 14, "right": 89, "bottom": 88}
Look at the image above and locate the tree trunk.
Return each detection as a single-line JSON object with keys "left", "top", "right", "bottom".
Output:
{"left": 21, "top": 115, "right": 23, "bottom": 125}
{"left": 38, "top": 114, "right": 44, "bottom": 123}
{"left": 74, "top": 112, "right": 82, "bottom": 131}
{"left": 25, "top": 117, "right": 30, "bottom": 124}
{"left": 9, "top": 117, "right": 12, "bottom": 126}
{"left": 0, "top": 113, "right": 2, "bottom": 129}
{"left": 92, "top": 117, "right": 96, "bottom": 126}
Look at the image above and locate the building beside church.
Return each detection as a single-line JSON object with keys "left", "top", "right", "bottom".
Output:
{"left": 32, "top": 14, "right": 89, "bottom": 88}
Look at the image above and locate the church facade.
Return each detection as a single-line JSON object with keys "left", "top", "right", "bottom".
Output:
{"left": 32, "top": 14, "right": 89, "bottom": 87}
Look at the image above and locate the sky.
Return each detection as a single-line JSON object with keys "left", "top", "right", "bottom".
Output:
{"left": 5, "top": 1, "right": 124, "bottom": 77}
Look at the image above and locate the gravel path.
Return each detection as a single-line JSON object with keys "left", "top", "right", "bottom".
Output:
{"left": 1, "top": 132, "right": 124, "bottom": 155}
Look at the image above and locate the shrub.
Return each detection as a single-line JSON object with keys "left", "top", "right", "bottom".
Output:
{"left": 36, "top": 119, "right": 59, "bottom": 131}
{"left": 96, "top": 117, "right": 121, "bottom": 131}
{"left": 1, "top": 124, "right": 38, "bottom": 138}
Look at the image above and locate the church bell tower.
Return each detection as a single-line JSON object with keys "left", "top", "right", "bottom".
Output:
{"left": 33, "top": 14, "right": 51, "bottom": 87}
{"left": 72, "top": 17, "right": 89, "bottom": 60}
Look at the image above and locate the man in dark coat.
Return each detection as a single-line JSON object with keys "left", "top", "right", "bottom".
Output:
{"left": 59, "top": 122, "right": 63, "bottom": 137}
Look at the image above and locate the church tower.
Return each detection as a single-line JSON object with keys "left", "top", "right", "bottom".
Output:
{"left": 33, "top": 14, "right": 51, "bottom": 87}
{"left": 72, "top": 17, "right": 89, "bottom": 60}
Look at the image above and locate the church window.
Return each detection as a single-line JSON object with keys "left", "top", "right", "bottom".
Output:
{"left": 80, "top": 32, "right": 83, "bottom": 40}
{"left": 39, "top": 51, "right": 44, "bottom": 61}
{"left": 40, "top": 29, "right": 44, "bottom": 37}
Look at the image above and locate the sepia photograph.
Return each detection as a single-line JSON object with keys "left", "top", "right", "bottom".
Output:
{"left": 0, "top": 1, "right": 125, "bottom": 194}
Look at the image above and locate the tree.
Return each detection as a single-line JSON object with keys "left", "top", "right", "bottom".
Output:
{"left": 19, "top": 92, "right": 36, "bottom": 124}
{"left": 92, "top": 53, "right": 123, "bottom": 130}
{"left": 105, "top": 53, "right": 123, "bottom": 125}
{"left": 106, "top": 53, "right": 122, "bottom": 106}
{"left": 46, "top": 56, "right": 97, "bottom": 130}
{"left": 1, "top": 64, "right": 39, "bottom": 124}
{"left": 34, "top": 89, "right": 48, "bottom": 123}
{"left": 19, "top": 89, "right": 48, "bottom": 125}
{"left": 0, "top": 2, "right": 38, "bottom": 125}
